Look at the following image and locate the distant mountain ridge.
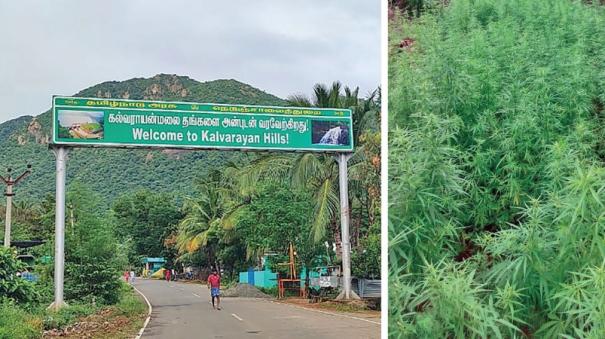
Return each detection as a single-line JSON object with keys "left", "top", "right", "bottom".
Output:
{"left": 0, "top": 74, "right": 286, "bottom": 203}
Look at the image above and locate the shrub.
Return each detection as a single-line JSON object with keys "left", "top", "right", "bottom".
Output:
{"left": 0, "top": 247, "right": 39, "bottom": 304}
{"left": 64, "top": 257, "right": 121, "bottom": 305}
{"left": 62, "top": 183, "right": 124, "bottom": 305}
{"left": 352, "top": 221, "right": 381, "bottom": 279}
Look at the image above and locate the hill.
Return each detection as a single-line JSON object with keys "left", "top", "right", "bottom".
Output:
{"left": 0, "top": 74, "right": 286, "bottom": 204}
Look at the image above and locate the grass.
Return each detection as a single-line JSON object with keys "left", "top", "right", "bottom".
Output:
{"left": 389, "top": 0, "right": 605, "bottom": 337}
{"left": 114, "top": 285, "right": 147, "bottom": 317}
{"left": 42, "top": 303, "right": 99, "bottom": 331}
{"left": 0, "top": 283, "right": 147, "bottom": 339}
{"left": 0, "top": 303, "right": 42, "bottom": 339}
{"left": 258, "top": 286, "right": 278, "bottom": 297}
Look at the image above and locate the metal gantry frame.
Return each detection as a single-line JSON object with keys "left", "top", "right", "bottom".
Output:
{"left": 49, "top": 146, "right": 358, "bottom": 310}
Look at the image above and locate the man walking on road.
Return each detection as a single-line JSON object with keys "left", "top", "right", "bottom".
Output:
{"left": 207, "top": 269, "right": 221, "bottom": 310}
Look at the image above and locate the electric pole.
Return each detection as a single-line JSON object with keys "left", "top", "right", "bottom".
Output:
{"left": 1, "top": 164, "right": 32, "bottom": 247}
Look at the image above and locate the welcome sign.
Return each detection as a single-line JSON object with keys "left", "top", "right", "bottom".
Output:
{"left": 51, "top": 97, "right": 354, "bottom": 152}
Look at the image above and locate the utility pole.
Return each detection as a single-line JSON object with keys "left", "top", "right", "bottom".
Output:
{"left": 1, "top": 165, "right": 31, "bottom": 248}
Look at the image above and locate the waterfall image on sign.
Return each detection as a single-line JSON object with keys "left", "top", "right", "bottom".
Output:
{"left": 311, "top": 120, "right": 350, "bottom": 146}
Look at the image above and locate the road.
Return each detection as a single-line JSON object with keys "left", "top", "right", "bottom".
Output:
{"left": 134, "top": 279, "right": 380, "bottom": 339}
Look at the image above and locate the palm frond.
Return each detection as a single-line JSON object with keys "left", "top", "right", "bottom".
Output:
{"left": 310, "top": 178, "right": 339, "bottom": 243}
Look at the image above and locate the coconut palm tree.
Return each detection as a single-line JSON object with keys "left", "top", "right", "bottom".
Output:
{"left": 174, "top": 168, "right": 250, "bottom": 269}
{"left": 175, "top": 170, "right": 225, "bottom": 269}
{"left": 235, "top": 82, "right": 380, "bottom": 253}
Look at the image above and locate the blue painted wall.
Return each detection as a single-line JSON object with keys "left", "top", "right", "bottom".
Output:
{"left": 239, "top": 269, "right": 278, "bottom": 288}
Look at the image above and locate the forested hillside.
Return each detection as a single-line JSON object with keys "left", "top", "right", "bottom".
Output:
{"left": 0, "top": 74, "right": 286, "bottom": 203}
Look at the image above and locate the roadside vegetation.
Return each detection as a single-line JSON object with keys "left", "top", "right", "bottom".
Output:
{"left": 389, "top": 0, "right": 605, "bottom": 337}
{"left": 0, "top": 184, "right": 147, "bottom": 338}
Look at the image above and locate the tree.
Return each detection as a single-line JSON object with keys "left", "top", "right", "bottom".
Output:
{"left": 63, "top": 183, "right": 125, "bottom": 304}
{"left": 113, "top": 190, "right": 182, "bottom": 266}
{"left": 175, "top": 170, "right": 229, "bottom": 270}
{"left": 236, "top": 183, "right": 322, "bottom": 274}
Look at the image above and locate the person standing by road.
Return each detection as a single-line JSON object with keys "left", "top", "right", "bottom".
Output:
{"left": 207, "top": 269, "right": 221, "bottom": 310}
{"left": 129, "top": 270, "right": 135, "bottom": 284}
{"left": 165, "top": 268, "right": 171, "bottom": 282}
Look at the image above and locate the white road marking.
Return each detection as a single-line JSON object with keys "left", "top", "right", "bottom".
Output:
{"left": 192, "top": 293, "right": 200, "bottom": 298}
{"left": 231, "top": 313, "right": 243, "bottom": 321}
{"left": 132, "top": 282, "right": 153, "bottom": 339}
{"left": 274, "top": 316, "right": 303, "bottom": 319}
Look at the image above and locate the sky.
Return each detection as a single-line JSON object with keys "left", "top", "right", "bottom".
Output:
{"left": 0, "top": 1, "right": 380, "bottom": 124}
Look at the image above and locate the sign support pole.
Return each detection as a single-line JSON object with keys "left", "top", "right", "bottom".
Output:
{"left": 336, "top": 153, "right": 360, "bottom": 300}
{"left": 49, "top": 146, "right": 68, "bottom": 310}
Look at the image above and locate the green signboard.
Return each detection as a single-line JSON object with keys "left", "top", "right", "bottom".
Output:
{"left": 51, "top": 97, "right": 353, "bottom": 152}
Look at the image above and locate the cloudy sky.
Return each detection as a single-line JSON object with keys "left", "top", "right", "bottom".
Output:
{"left": 0, "top": 1, "right": 380, "bottom": 124}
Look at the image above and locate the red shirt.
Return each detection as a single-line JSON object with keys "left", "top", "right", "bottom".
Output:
{"left": 208, "top": 274, "right": 220, "bottom": 288}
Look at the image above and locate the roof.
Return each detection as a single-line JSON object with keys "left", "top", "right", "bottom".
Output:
{"left": 142, "top": 257, "right": 166, "bottom": 263}
{"left": 12, "top": 240, "right": 45, "bottom": 248}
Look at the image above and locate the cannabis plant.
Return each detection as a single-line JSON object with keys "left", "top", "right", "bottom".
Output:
{"left": 389, "top": 0, "right": 605, "bottom": 337}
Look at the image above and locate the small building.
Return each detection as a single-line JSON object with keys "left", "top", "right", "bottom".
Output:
{"left": 239, "top": 267, "right": 278, "bottom": 288}
{"left": 142, "top": 257, "right": 166, "bottom": 273}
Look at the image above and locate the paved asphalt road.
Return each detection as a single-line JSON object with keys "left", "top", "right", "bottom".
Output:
{"left": 134, "top": 279, "right": 380, "bottom": 339}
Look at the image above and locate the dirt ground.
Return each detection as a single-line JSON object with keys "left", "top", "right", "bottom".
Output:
{"left": 273, "top": 297, "right": 381, "bottom": 319}
{"left": 43, "top": 304, "right": 146, "bottom": 339}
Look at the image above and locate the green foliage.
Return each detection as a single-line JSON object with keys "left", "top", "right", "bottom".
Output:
{"left": 352, "top": 221, "right": 381, "bottom": 279}
{"left": 175, "top": 170, "right": 230, "bottom": 269}
{"left": 0, "top": 247, "right": 39, "bottom": 304}
{"left": 390, "top": 0, "right": 605, "bottom": 337}
{"left": 237, "top": 183, "right": 315, "bottom": 257}
{"left": 113, "top": 190, "right": 182, "bottom": 264}
{"left": 114, "top": 284, "right": 147, "bottom": 317}
{"left": 0, "top": 302, "right": 41, "bottom": 339}
{"left": 258, "top": 286, "right": 278, "bottom": 297}
{"left": 64, "top": 259, "right": 121, "bottom": 305}
{"left": 62, "top": 183, "right": 124, "bottom": 305}
{"left": 390, "top": 262, "right": 520, "bottom": 339}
